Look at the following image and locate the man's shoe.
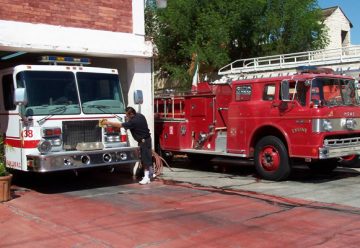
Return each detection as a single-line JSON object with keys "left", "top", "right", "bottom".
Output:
{"left": 139, "top": 177, "right": 151, "bottom": 185}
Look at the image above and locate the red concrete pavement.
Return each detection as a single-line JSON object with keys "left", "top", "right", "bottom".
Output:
{"left": 1, "top": 179, "right": 360, "bottom": 248}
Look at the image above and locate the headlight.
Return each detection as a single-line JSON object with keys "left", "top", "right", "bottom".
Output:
{"left": 106, "top": 136, "right": 120, "bottom": 142}
{"left": 76, "top": 142, "right": 104, "bottom": 151}
{"left": 342, "top": 118, "right": 357, "bottom": 130}
{"left": 38, "top": 140, "right": 52, "bottom": 154}
{"left": 51, "top": 138, "right": 62, "bottom": 146}
{"left": 323, "top": 119, "right": 333, "bottom": 131}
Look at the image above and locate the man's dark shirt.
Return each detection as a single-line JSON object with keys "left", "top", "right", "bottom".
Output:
{"left": 122, "top": 113, "right": 150, "bottom": 142}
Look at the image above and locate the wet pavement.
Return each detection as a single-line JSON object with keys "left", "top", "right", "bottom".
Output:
{"left": 1, "top": 159, "right": 360, "bottom": 247}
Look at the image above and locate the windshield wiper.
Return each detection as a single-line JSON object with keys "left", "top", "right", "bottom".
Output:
{"left": 86, "top": 104, "right": 110, "bottom": 109}
{"left": 37, "top": 106, "right": 68, "bottom": 124}
{"left": 85, "top": 104, "right": 123, "bottom": 121}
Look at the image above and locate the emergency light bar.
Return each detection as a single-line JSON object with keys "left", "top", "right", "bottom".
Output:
{"left": 296, "top": 66, "right": 334, "bottom": 74}
{"left": 40, "top": 56, "right": 91, "bottom": 65}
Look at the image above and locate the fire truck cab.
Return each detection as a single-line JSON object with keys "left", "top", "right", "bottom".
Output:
{"left": 155, "top": 67, "right": 360, "bottom": 181}
{"left": 0, "top": 56, "right": 140, "bottom": 172}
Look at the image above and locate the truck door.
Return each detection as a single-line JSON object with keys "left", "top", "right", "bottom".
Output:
{"left": 269, "top": 79, "right": 309, "bottom": 115}
{"left": 189, "top": 96, "right": 215, "bottom": 150}
{"left": 227, "top": 84, "right": 252, "bottom": 154}
{"left": 272, "top": 79, "right": 311, "bottom": 155}
{"left": 0, "top": 73, "right": 23, "bottom": 170}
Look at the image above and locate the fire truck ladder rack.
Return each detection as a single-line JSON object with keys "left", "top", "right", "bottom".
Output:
{"left": 155, "top": 89, "right": 214, "bottom": 120}
{"left": 155, "top": 93, "right": 186, "bottom": 120}
{"left": 218, "top": 45, "right": 360, "bottom": 78}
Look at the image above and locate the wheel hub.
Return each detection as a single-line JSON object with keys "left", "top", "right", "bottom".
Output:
{"left": 260, "top": 146, "right": 280, "bottom": 171}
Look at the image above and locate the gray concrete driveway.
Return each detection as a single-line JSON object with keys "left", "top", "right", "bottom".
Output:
{"left": 161, "top": 157, "right": 360, "bottom": 209}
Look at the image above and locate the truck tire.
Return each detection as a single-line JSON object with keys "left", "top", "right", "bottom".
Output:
{"left": 254, "top": 136, "right": 291, "bottom": 181}
{"left": 338, "top": 155, "right": 360, "bottom": 167}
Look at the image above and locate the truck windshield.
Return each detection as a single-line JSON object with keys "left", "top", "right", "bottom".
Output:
{"left": 311, "top": 77, "right": 359, "bottom": 106}
{"left": 17, "top": 70, "right": 125, "bottom": 116}
{"left": 77, "top": 72, "right": 125, "bottom": 114}
{"left": 17, "top": 71, "right": 81, "bottom": 116}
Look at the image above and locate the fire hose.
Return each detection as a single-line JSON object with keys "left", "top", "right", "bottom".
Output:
{"left": 152, "top": 150, "right": 173, "bottom": 176}
{"left": 133, "top": 151, "right": 173, "bottom": 177}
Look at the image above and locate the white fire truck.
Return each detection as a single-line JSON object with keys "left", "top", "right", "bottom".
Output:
{"left": 0, "top": 56, "right": 140, "bottom": 172}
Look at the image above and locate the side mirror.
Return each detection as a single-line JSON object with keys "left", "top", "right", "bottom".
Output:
{"left": 14, "top": 88, "right": 28, "bottom": 105}
{"left": 134, "top": 90, "right": 143, "bottom": 104}
{"left": 271, "top": 100, "right": 288, "bottom": 111}
{"left": 279, "top": 101, "right": 289, "bottom": 111}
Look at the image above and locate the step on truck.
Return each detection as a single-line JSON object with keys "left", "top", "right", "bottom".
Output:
{"left": 155, "top": 66, "right": 360, "bottom": 181}
{"left": 0, "top": 56, "right": 140, "bottom": 172}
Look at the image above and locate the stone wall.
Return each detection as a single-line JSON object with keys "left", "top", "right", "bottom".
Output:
{"left": 324, "top": 8, "right": 351, "bottom": 49}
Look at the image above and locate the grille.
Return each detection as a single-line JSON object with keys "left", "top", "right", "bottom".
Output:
{"left": 324, "top": 136, "right": 360, "bottom": 147}
{"left": 62, "top": 120, "right": 101, "bottom": 150}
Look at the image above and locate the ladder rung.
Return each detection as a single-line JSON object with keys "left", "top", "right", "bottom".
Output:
{"left": 219, "top": 45, "right": 360, "bottom": 76}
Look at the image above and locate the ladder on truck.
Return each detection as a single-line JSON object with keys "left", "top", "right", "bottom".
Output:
{"left": 155, "top": 93, "right": 186, "bottom": 120}
{"left": 218, "top": 45, "right": 360, "bottom": 79}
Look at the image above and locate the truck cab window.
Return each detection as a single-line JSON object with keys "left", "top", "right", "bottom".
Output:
{"left": 280, "top": 81, "right": 296, "bottom": 101}
{"left": 295, "top": 81, "right": 308, "bottom": 106}
{"left": 312, "top": 78, "right": 359, "bottom": 106}
{"left": 263, "top": 84, "right": 276, "bottom": 101}
{"left": 18, "top": 71, "right": 81, "bottom": 116}
{"left": 280, "top": 80, "right": 307, "bottom": 106}
{"left": 77, "top": 72, "right": 125, "bottom": 114}
{"left": 235, "top": 85, "right": 252, "bottom": 101}
{"left": 2, "top": 74, "right": 16, "bottom": 110}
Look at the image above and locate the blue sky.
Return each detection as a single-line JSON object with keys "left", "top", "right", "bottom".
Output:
{"left": 318, "top": 0, "right": 360, "bottom": 44}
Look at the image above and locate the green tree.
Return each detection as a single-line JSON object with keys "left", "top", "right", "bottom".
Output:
{"left": 258, "top": 0, "right": 327, "bottom": 55}
{"left": 146, "top": 0, "right": 328, "bottom": 88}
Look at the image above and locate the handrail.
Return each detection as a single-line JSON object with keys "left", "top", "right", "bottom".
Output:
{"left": 219, "top": 45, "right": 360, "bottom": 75}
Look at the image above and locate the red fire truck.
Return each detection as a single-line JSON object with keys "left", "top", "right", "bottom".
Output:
{"left": 154, "top": 67, "right": 360, "bottom": 180}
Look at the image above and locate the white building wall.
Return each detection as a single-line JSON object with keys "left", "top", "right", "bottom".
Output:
{"left": 0, "top": 20, "right": 152, "bottom": 58}
{"left": 133, "top": 0, "right": 145, "bottom": 36}
{"left": 127, "top": 58, "right": 154, "bottom": 146}
{"left": 128, "top": 0, "right": 154, "bottom": 146}
{"left": 0, "top": 0, "right": 154, "bottom": 139}
{"left": 324, "top": 8, "right": 352, "bottom": 49}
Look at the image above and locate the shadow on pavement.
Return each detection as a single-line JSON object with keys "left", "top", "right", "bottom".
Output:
{"left": 11, "top": 165, "right": 139, "bottom": 195}
{"left": 10, "top": 157, "right": 360, "bottom": 197}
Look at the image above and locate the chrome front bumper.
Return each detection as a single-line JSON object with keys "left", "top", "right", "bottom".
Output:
{"left": 319, "top": 136, "right": 360, "bottom": 159}
{"left": 319, "top": 145, "right": 360, "bottom": 159}
{"left": 27, "top": 147, "right": 139, "bottom": 172}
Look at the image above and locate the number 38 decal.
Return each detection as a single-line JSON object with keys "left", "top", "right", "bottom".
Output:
{"left": 22, "top": 130, "right": 33, "bottom": 138}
